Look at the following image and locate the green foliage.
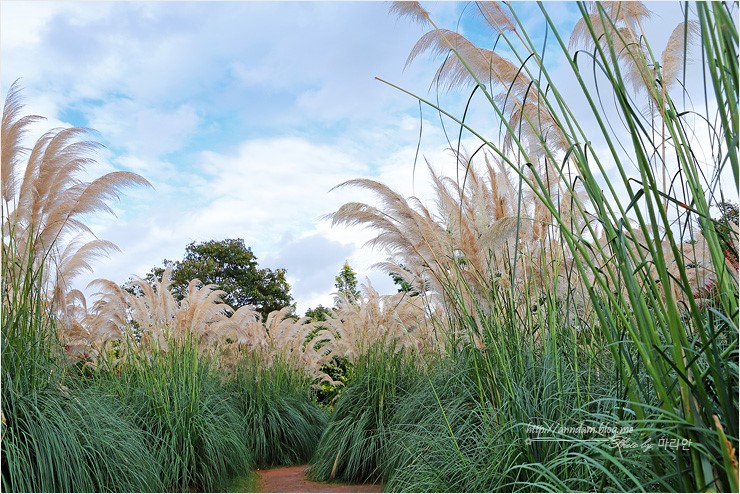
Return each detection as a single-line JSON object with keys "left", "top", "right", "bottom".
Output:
{"left": 381, "top": 334, "right": 679, "bottom": 492}
{"left": 316, "top": 356, "right": 352, "bottom": 408}
{"left": 227, "top": 353, "right": 327, "bottom": 467}
{"left": 138, "top": 238, "right": 294, "bottom": 319}
{"left": 110, "top": 337, "right": 253, "bottom": 492}
{"left": 334, "top": 261, "right": 361, "bottom": 304}
{"left": 304, "top": 305, "right": 349, "bottom": 408}
{"left": 305, "top": 304, "right": 333, "bottom": 322}
{"left": 389, "top": 264, "right": 420, "bottom": 296}
{"left": 308, "top": 346, "right": 418, "bottom": 484}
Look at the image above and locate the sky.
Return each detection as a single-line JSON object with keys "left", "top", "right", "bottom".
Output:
{"left": 1, "top": 1, "right": 480, "bottom": 313}
{"left": 1, "top": 1, "right": 723, "bottom": 314}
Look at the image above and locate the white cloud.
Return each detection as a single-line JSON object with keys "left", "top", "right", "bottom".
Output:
{"left": 88, "top": 101, "right": 200, "bottom": 158}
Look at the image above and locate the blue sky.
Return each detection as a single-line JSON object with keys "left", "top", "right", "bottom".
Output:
{"left": 2, "top": 1, "right": 711, "bottom": 313}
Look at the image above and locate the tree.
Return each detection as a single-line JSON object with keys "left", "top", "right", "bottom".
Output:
{"left": 304, "top": 304, "right": 332, "bottom": 322}
{"left": 389, "top": 263, "right": 420, "bottom": 296}
{"left": 136, "top": 239, "right": 293, "bottom": 320}
{"left": 334, "top": 261, "right": 360, "bottom": 304}
{"left": 715, "top": 201, "right": 739, "bottom": 267}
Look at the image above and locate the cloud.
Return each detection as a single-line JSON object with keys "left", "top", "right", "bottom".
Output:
{"left": 264, "top": 233, "right": 354, "bottom": 312}
{"left": 87, "top": 100, "right": 200, "bottom": 158}
{"left": 74, "top": 127, "right": 449, "bottom": 311}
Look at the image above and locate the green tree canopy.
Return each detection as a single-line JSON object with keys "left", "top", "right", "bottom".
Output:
{"left": 305, "top": 304, "right": 332, "bottom": 322}
{"left": 334, "top": 261, "right": 360, "bottom": 304}
{"left": 389, "top": 263, "right": 420, "bottom": 296}
{"left": 138, "top": 238, "right": 293, "bottom": 320}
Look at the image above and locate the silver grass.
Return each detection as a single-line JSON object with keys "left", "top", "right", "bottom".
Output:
{"left": 661, "top": 20, "right": 699, "bottom": 90}
{"left": 50, "top": 236, "right": 120, "bottom": 308}
{"left": 1, "top": 82, "right": 43, "bottom": 203}
{"left": 407, "top": 29, "right": 531, "bottom": 95}
{"left": 320, "top": 281, "right": 435, "bottom": 360}
{"left": 389, "top": 1, "right": 431, "bottom": 27}
{"left": 330, "top": 147, "right": 595, "bottom": 340}
{"left": 1, "top": 83, "right": 151, "bottom": 311}
{"left": 208, "top": 305, "right": 266, "bottom": 349}
{"left": 475, "top": 2, "right": 516, "bottom": 34}
{"left": 399, "top": 16, "right": 568, "bottom": 165}
{"left": 175, "top": 279, "right": 232, "bottom": 342}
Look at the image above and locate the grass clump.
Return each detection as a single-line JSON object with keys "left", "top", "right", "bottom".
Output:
{"left": 108, "top": 336, "right": 253, "bottom": 492}
{"left": 1, "top": 376, "right": 164, "bottom": 493}
{"left": 308, "top": 345, "right": 419, "bottom": 484}
{"left": 228, "top": 352, "right": 328, "bottom": 468}
{"left": 1, "top": 226, "right": 163, "bottom": 492}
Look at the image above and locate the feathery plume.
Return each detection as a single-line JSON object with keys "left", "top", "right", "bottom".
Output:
{"left": 661, "top": 21, "right": 699, "bottom": 90}
{"left": 1, "top": 81, "right": 43, "bottom": 204}
{"left": 1, "top": 85, "right": 151, "bottom": 310}
{"left": 389, "top": 1, "right": 431, "bottom": 27}
{"left": 475, "top": 2, "right": 516, "bottom": 34}
{"left": 407, "top": 29, "right": 530, "bottom": 95}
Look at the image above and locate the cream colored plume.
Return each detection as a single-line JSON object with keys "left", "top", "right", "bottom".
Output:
{"left": 397, "top": 7, "right": 569, "bottom": 164}
{"left": 475, "top": 2, "right": 516, "bottom": 34}
{"left": 1, "top": 81, "right": 151, "bottom": 310}
{"left": 331, "top": 146, "right": 592, "bottom": 339}
{"left": 661, "top": 21, "right": 699, "bottom": 90}
{"left": 389, "top": 1, "right": 431, "bottom": 27}
{"left": 317, "top": 282, "right": 435, "bottom": 361}
{"left": 407, "top": 28, "right": 530, "bottom": 96}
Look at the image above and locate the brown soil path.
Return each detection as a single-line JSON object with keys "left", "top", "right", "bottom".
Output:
{"left": 255, "top": 465, "right": 382, "bottom": 493}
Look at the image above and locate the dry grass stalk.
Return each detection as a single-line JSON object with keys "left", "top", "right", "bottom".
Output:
{"left": 331, "top": 147, "right": 589, "bottom": 332}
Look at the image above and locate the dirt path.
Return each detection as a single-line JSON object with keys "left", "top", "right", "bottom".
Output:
{"left": 255, "top": 465, "right": 382, "bottom": 493}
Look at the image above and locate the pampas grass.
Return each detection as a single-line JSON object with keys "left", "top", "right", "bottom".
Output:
{"left": 3, "top": 2, "right": 737, "bottom": 491}
{"left": 1, "top": 82, "right": 161, "bottom": 492}
{"left": 326, "top": 2, "right": 738, "bottom": 492}
{"left": 308, "top": 345, "right": 419, "bottom": 484}
{"left": 227, "top": 351, "right": 327, "bottom": 467}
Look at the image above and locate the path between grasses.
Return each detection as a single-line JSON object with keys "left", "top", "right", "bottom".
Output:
{"left": 255, "top": 465, "right": 382, "bottom": 493}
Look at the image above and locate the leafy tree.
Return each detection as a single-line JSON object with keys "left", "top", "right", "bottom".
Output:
{"left": 305, "top": 304, "right": 332, "bottom": 323}
{"left": 136, "top": 239, "right": 293, "bottom": 320}
{"left": 334, "top": 261, "right": 360, "bottom": 304}
{"left": 715, "top": 201, "right": 739, "bottom": 266}
{"left": 389, "top": 264, "right": 420, "bottom": 296}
